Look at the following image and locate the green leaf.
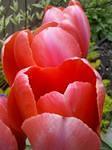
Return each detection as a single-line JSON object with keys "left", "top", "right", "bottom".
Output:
{"left": 103, "top": 80, "right": 110, "bottom": 88}
{"left": 10, "top": 0, "right": 18, "bottom": 12}
{"left": 91, "top": 59, "right": 101, "bottom": 69}
{"left": 103, "top": 95, "right": 112, "bottom": 114}
{"left": 107, "top": 33, "right": 112, "bottom": 41}
{"left": 87, "top": 51, "right": 100, "bottom": 61}
{"left": 0, "top": 88, "right": 3, "bottom": 94}
{"left": 101, "top": 141, "right": 112, "bottom": 150}
{"left": 101, "top": 126, "right": 112, "bottom": 149}
{"left": 32, "top": 4, "right": 44, "bottom": 9}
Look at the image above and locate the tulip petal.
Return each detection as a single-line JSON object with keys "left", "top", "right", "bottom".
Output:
{"left": 0, "top": 120, "right": 18, "bottom": 150}
{"left": 64, "top": 81, "right": 99, "bottom": 132}
{"left": 43, "top": 7, "right": 64, "bottom": 24}
{"left": 8, "top": 89, "right": 27, "bottom": 150}
{"left": 14, "top": 71, "right": 38, "bottom": 119}
{"left": 0, "top": 95, "right": 25, "bottom": 150}
{"left": 31, "top": 27, "right": 81, "bottom": 67}
{"left": 37, "top": 81, "right": 99, "bottom": 132}
{"left": 22, "top": 113, "right": 100, "bottom": 150}
{"left": 2, "top": 32, "right": 19, "bottom": 85}
{"left": 7, "top": 70, "right": 37, "bottom": 149}
{"left": 37, "top": 91, "right": 72, "bottom": 116}
{"left": 95, "top": 71, "right": 105, "bottom": 122}
{"left": 34, "top": 22, "right": 58, "bottom": 35}
{"left": 59, "top": 20, "right": 82, "bottom": 50}
{"left": 14, "top": 30, "right": 36, "bottom": 68}
{"left": 78, "top": 62, "right": 105, "bottom": 126}
{"left": 64, "top": 5, "right": 90, "bottom": 56}
{"left": 0, "top": 95, "right": 9, "bottom": 126}
{"left": 8, "top": 88, "right": 23, "bottom": 132}
{"left": 8, "top": 70, "right": 37, "bottom": 130}
{"left": 0, "top": 95, "right": 7, "bottom": 108}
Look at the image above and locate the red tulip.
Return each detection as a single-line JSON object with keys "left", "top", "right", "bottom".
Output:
{"left": 0, "top": 95, "right": 27, "bottom": 150}
{"left": 22, "top": 113, "right": 100, "bottom": 150}
{"left": 0, "top": 95, "right": 18, "bottom": 150}
{"left": 2, "top": 21, "right": 83, "bottom": 85}
{"left": 0, "top": 1, "right": 104, "bottom": 149}
{"left": 43, "top": 0, "right": 90, "bottom": 56}
{"left": 8, "top": 58, "right": 105, "bottom": 137}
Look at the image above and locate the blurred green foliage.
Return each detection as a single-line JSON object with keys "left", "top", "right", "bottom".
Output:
{"left": 80, "top": 0, "right": 112, "bottom": 42}
{"left": 102, "top": 94, "right": 112, "bottom": 131}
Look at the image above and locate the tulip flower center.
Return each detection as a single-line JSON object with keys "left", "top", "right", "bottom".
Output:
{"left": 26, "top": 59, "right": 96, "bottom": 101}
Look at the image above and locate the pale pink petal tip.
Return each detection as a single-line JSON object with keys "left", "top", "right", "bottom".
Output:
{"left": 22, "top": 113, "right": 100, "bottom": 150}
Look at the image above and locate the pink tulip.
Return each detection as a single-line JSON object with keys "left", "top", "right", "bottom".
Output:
{"left": 8, "top": 58, "right": 105, "bottom": 138}
{"left": 0, "top": 95, "right": 18, "bottom": 150}
{"left": 22, "top": 113, "right": 100, "bottom": 150}
{"left": 0, "top": 95, "right": 9, "bottom": 125}
{"left": 43, "top": 0, "right": 90, "bottom": 56}
{"left": 2, "top": 22, "right": 83, "bottom": 85}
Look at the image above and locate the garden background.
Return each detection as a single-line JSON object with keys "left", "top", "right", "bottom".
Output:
{"left": 0, "top": 0, "right": 112, "bottom": 149}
